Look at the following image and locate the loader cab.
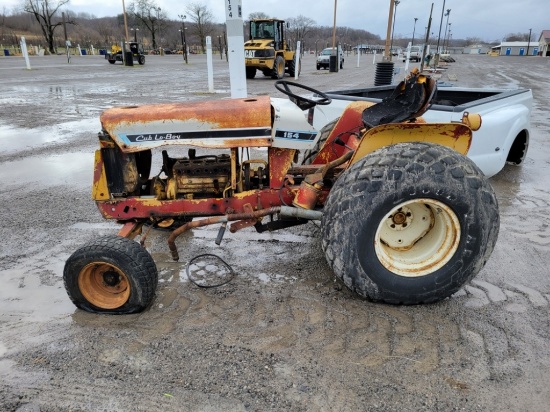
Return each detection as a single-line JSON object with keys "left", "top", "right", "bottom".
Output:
{"left": 250, "top": 19, "right": 287, "bottom": 51}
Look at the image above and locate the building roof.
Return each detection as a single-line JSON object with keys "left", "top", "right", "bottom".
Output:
{"left": 539, "top": 30, "right": 550, "bottom": 42}
{"left": 499, "top": 42, "right": 533, "bottom": 47}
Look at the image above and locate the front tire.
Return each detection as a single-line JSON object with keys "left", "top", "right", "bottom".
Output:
{"left": 64, "top": 235, "right": 158, "bottom": 314}
{"left": 272, "top": 55, "right": 285, "bottom": 79}
{"left": 246, "top": 66, "right": 256, "bottom": 79}
{"left": 138, "top": 55, "right": 145, "bottom": 65}
{"left": 322, "top": 142, "right": 499, "bottom": 304}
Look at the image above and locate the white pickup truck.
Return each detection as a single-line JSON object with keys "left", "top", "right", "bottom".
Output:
{"left": 310, "top": 84, "right": 532, "bottom": 177}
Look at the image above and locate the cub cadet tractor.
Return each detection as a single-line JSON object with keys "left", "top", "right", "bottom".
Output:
{"left": 105, "top": 41, "right": 146, "bottom": 65}
{"left": 244, "top": 19, "right": 300, "bottom": 79}
{"left": 63, "top": 69, "right": 499, "bottom": 314}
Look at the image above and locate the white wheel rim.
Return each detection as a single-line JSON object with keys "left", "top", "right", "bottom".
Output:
{"left": 374, "top": 199, "right": 461, "bottom": 278}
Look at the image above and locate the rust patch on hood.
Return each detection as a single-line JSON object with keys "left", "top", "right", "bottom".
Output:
{"left": 100, "top": 95, "right": 272, "bottom": 133}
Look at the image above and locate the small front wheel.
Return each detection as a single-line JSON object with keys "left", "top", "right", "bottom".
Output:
{"left": 272, "top": 55, "right": 285, "bottom": 79}
{"left": 64, "top": 235, "right": 158, "bottom": 314}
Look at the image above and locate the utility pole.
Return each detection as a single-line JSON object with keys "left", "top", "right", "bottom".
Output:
{"left": 526, "top": 28, "right": 532, "bottom": 56}
{"left": 384, "top": 0, "right": 395, "bottom": 60}
{"left": 420, "top": 3, "right": 434, "bottom": 72}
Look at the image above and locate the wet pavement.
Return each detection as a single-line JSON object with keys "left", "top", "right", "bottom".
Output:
{"left": 0, "top": 52, "right": 549, "bottom": 411}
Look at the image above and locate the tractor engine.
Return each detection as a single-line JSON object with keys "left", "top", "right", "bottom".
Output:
{"left": 156, "top": 150, "right": 232, "bottom": 200}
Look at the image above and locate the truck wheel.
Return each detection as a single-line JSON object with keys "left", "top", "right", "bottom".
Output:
{"left": 321, "top": 142, "right": 499, "bottom": 304}
{"left": 340, "top": 59, "right": 344, "bottom": 69}
{"left": 108, "top": 59, "right": 116, "bottom": 64}
{"left": 301, "top": 118, "right": 338, "bottom": 165}
{"left": 64, "top": 235, "right": 158, "bottom": 314}
{"left": 272, "top": 55, "right": 285, "bottom": 79}
{"left": 246, "top": 67, "right": 256, "bottom": 79}
{"left": 316, "top": 64, "right": 320, "bottom": 70}
{"left": 138, "top": 55, "right": 145, "bottom": 65}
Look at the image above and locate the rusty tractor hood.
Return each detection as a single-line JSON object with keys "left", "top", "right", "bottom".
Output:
{"left": 100, "top": 96, "right": 273, "bottom": 152}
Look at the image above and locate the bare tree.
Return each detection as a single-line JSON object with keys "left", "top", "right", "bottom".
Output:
{"left": 286, "top": 15, "right": 316, "bottom": 50}
{"left": 505, "top": 32, "right": 531, "bottom": 42}
{"left": 128, "top": 0, "right": 167, "bottom": 49}
{"left": 186, "top": 2, "right": 215, "bottom": 53}
{"left": 22, "top": 0, "right": 75, "bottom": 54}
{"left": 248, "top": 12, "right": 270, "bottom": 20}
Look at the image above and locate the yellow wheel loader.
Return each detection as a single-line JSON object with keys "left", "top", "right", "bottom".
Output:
{"left": 244, "top": 19, "right": 300, "bottom": 79}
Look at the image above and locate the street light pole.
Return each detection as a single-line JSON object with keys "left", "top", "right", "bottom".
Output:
{"left": 443, "top": 9, "right": 451, "bottom": 53}
{"left": 445, "top": 23, "right": 452, "bottom": 50}
{"left": 178, "top": 14, "right": 188, "bottom": 64}
{"left": 217, "top": 35, "right": 223, "bottom": 59}
{"left": 412, "top": 17, "right": 418, "bottom": 46}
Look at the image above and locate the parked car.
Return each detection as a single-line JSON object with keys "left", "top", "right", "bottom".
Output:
{"left": 403, "top": 45, "right": 423, "bottom": 62}
{"left": 316, "top": 47, "right": 344, "bottom": 70}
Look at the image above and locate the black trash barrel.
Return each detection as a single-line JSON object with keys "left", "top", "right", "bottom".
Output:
{"left": 374, "top": 61, "right": 394, "bottom": 86}
{"left": 124, "top": 51, "right": 134, "bottom": 66}
{"left": 329, "top": 55, "right": 339, "bottom": 72}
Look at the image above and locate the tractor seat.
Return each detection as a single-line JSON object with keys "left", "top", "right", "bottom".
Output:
{"left": 362, "top": 70, "right": 436, "bottom": 128}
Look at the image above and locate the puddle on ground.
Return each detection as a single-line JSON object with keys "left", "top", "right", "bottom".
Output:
{"left": 0, "top": 152, "right": 93, "bottom": 187}
{"left": 0, "top": 266, "right": 75, "bottom": 322}
{"left": 0, "top": 118, "right": 100, "bottom": 155}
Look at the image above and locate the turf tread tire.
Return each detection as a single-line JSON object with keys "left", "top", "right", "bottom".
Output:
{"left": 321, "top": 142, "right": 499, "bottom": 304}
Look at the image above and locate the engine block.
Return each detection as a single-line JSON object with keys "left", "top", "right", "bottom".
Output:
{"left": 166, "top": 154, "right": 231, "bottom": 198}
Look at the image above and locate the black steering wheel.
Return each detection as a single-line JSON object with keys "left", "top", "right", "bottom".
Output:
{"left": 274, "top": 80, "right": 332, "bottom": 110}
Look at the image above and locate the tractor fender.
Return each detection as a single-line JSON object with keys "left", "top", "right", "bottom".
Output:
{"left": 349, "top": 123, "right": 473, "bottom": 166}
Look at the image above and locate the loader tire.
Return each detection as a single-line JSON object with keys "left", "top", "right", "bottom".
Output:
{"left": 246, "top": 67, "right": 256, "bottom": 79}
{"left": 272, "top": 55, "right": 285, "bottom": 79}
{"left": 288, "top": 55, "right": 301, "bottom": 77}
{"left": 301, "top": 118, "right": 339, "bottom": 165}
{"left": 321, "top": 142, "right": 499, "bottom": 304}
{"left": 108, "top": 59, "right": 116, "bottom": 64}
{"left": 64, "top": 235, "right": 158, "bottom": 314}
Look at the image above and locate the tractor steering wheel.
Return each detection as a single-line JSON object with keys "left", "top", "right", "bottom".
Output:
{"left": 274, "top": 80, "right": 332, "bottom": 111}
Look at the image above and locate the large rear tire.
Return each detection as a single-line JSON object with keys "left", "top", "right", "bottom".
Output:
{"left": 322, "top": 142, "right": 499, "bottom": 304}
{"left": 64, "top": 235, "right": 158, "bottom": 314}
{"left": 271, "top": 55, "right": 285, "bottom": 79}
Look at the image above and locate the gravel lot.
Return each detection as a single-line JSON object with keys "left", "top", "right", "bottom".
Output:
{"left": 0, "top": 51, "right": 549, "bottom": 411}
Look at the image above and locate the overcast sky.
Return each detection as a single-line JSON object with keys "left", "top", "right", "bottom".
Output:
{"left": 4, "top": 0, "right": 548, "bottom": 43}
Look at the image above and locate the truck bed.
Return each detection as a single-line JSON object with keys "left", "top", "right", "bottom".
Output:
{"left": 311, "top": 84, "right": 533, "bottom": 178}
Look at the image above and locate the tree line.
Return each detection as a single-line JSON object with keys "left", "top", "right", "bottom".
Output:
{"left": 2, "top": 0, "right": 524, "bottom": 55}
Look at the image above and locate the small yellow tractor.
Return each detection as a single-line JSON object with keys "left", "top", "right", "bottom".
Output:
{"left": 105, "top": 41, "right": 145, "bottom": 65}
{"left": 244, "top": 19, "right": 300, "bottom": 79}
